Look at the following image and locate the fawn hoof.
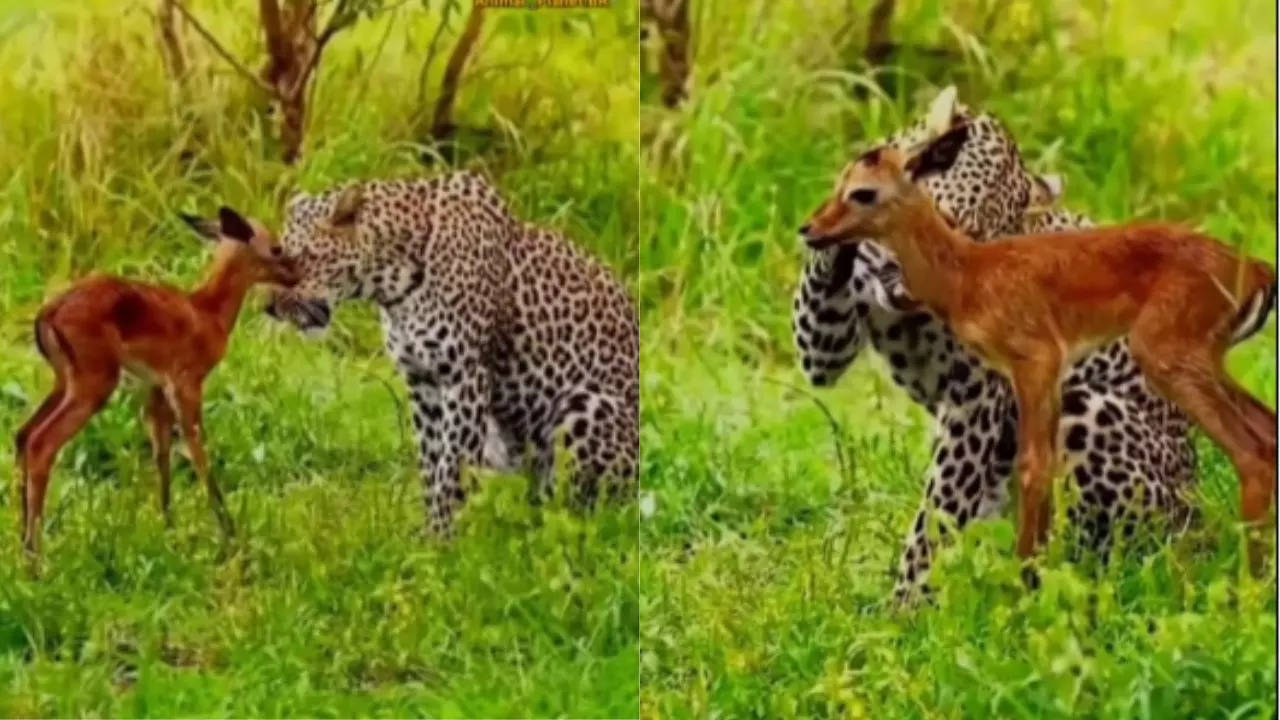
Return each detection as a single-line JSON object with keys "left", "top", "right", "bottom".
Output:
{"left": 1021, "top": 565, "right": 1042, "bottom": 591}
{"left": 215, "top": 515, "right": 236, "bottom": 541}
{"left": 22, "top": 534, "right": 40, "bottom": 561}
{"left": 22, "top": 546, "right": 42, "bottom": 578}
{"left": 1246, "top": 542, "right": 1269, "bottom": 579}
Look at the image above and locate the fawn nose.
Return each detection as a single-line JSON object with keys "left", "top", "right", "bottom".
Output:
{"left": 798, "top": 224, "right": 811, "bottom": 237}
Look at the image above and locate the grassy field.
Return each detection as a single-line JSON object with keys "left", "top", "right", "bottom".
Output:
{"left": 639, "top": 0, "right": 1277, "bottom": 717}
{"left": 0, "top": 0, "right": 638, "bottom": 716}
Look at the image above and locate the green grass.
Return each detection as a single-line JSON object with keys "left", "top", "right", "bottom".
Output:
{"left": 639, "top": 0, "right": 1276, "bottom": 717}
{"left": 0, "top": 0, "right": 638, "bottom": 716}
{"left": 2, "top": 0, "right": 1277, "bottom": 716}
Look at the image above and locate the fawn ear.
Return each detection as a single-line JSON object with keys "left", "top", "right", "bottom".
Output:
{"left": 329, "top": 185, "right": 364, "bottom": 227}
{"left": 218, "top": 207, "right": 255, "bottom": 243}
{"left": 904, "top": 123, "right": 970, "bottom": 181}
{"left": 179, "top": 212, "right": 221, "bottom": 241}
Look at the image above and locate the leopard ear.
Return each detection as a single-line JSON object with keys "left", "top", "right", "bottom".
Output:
{"left": 1028, "top": 173, "right": 1063, "bottom": 212}
{"left": 286, "top": 191, "right": 312, "bottom": 214}
{"left": 329, "top": 185, "right": 364, "bottom": 227}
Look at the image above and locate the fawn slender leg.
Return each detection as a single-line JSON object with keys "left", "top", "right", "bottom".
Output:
{"left": 1213, "top": 380, "right": 1275, "bottom": 569}
{"left": 15, "top": 385, "right": 65, "bottom": 458}
{"left": 144, "top": 387, "right": 176, "bottom": 526}
{"left": 1145, "top": 369, "right": 1274, "bottom": 571}
{"left": 1008, "top": 349, "right": 1063, "bottom": 561}
{"left": 1221, "top": 376, "right": 1278, "bottom": 457}
{"left": 15, "top": 380, "right": 65, "bottom": 541}
{"left": 171, "top": 382, "right": 233, "bottom": 537}
{"left": 20, "top": 368, "right": 118, "bottom": 556}
{"left": 1130, "top": 317, "right": 1276, "bottom": 573}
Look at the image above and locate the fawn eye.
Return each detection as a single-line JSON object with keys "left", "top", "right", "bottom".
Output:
{"left": 271, "top": 246, "right": 283, "bottom": 257}
{"left": 848, "top": 189, "right": 878, "bottom": 205}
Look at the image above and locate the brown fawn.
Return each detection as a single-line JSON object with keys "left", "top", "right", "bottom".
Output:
{"left": 13, "top": 207, "right": 299, "bottom": 557}
{"left": 800, "top": 123, "right": 1278, "bottom": 573}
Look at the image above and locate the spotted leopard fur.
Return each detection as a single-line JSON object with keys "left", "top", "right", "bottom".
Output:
{"left": 792, "top": 101, "right": 1208, "bottom": 604}
{"left": 270, "top": 172, "right": 639, "bottom": 533}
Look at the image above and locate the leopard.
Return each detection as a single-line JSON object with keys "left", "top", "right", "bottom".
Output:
{"left": 789, "top": 88, "right": 1256, "bottom": 604}
{"left": 267, "top": 171, "right": 639, "bottom": 534}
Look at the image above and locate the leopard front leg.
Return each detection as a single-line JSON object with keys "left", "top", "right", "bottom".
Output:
{"left": 792, "top": 247, "right": 869, "bottom": 387}
{"left": 424, "top": 356, "right": 491, "bottom": 536}
{"left": 406, "top": 375, "right": 446, "bottom": 530}
{"left": 390, "top": 307, "right": 494, "bottom": 536}
{"left": 893, "top": 395, "right": 1017, "bottom": 605}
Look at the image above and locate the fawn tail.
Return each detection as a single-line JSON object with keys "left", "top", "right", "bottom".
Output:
{"left": 1228, "top": 266, "right": 1277, "bottom": 346}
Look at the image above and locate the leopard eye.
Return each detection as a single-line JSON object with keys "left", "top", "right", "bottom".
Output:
{"left": 270, "top": 246, "right": 283, "bottom": 257}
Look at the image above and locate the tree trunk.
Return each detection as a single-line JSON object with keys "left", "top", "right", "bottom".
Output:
{"left": 865, "top": 0, "right": 895, "bottom": 66}
{"left": 259, "top": 0, "right": 319, "bottom": 163}
{"left": 175, "top": 0, "right": 362, "bottom": 163}
{"left": 645, "top": 0, "right": 691, "bottom": 108}
{"left": 431, "top": 4, "right": 486, "bottom": 142}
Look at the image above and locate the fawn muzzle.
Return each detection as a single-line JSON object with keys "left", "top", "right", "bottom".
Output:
{"left": 801, "top": 198, "right": 859, "bottom": 250}
{"left": 801, "top": 223, "right": 859, "bottom": 251}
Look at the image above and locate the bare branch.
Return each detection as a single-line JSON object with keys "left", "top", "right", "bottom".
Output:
{"left": 155, "top": 0, "right": 187, "bottom": 81}
{"left": 298, "top": 0, "right": 322, "bottom": 38}
{"left": 172, "top": 0, "right": 277, "bottom": 95}
{"left": 355, "top": 5, "right": 400, "bottom": 104}
{"left": 432, "top": 3, "right": 486, "bottom": 139}
{"left": 644, "top": 0, "right": 691, "bottom": 108}
{"left": 659, "top": 0, "right": 690, "bottom": 107}
{"left": 865, "top": 0, "right": 895, "bottom": 65}
{"left": 286, "top": 0, "right": 360, "bottom": 100}
{"left": 416, "top": 0, "right": 460, "bottom": 119}
{"left": 259, "top": 0, "right": 290, "bottom": 67}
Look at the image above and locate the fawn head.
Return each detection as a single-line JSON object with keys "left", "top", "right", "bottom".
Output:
{"left": 800, "top": 85, "right": 1075, "bottom": 252}
{"left": 799, "top": 123, "right": 972, "bottom": 250}
{"left": 266, "top": 184, "right": 369, "bottom": 332}
{"left": 180, "top": 207, "right": 300, "bottom": 287}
